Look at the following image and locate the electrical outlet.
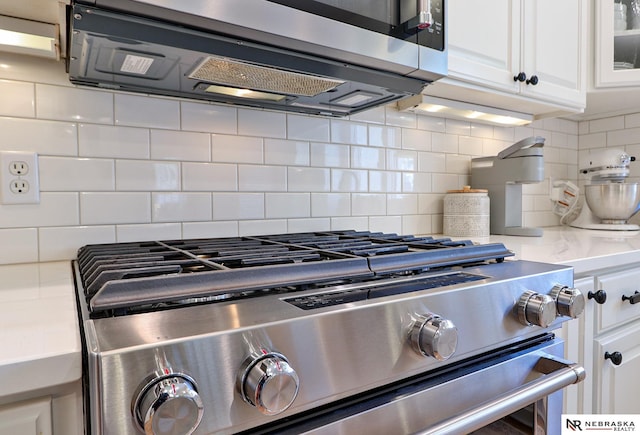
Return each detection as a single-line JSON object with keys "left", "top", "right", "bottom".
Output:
{"left": 0, "top": 151, "right": 40, "bottom": 204}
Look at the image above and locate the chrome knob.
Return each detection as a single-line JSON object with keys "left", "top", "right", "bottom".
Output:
{"left": 517, "top": 290, "right": 557, "bottom": 327}
{"left": 238, "top": 352, "right": 299, "bottom": 416}
{"left": 134, "top": 375, "right": 203, "bottom": 435}
{"left": 550, "top": 284, "right": 585, "bottom": 318}
{"left": 409, "top": 313, "right": 458, "bottom": 361}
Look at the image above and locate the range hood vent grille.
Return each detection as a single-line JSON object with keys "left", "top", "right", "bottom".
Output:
{"left": 189, "top": 56, "right": 344, "bottom": 97}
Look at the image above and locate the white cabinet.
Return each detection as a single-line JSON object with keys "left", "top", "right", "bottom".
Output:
{"left": 596, "top": 0, "right": 640, "bottom": 87}
{"left": 0, "top": 397, "right": 52, "bottom": 435}
{"left": 428, "top": 0, "right": 586, "bottom": 116}
{"left": 565, "top": 267, "right": 640, "bottom": 414}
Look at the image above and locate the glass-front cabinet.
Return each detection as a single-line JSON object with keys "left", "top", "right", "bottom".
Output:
{"left": 597, "top": 0, "right": 640, "bottom": 86}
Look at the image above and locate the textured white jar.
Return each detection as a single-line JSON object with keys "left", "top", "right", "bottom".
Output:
{"left": 443, "top": 186, "right": 490, "bottom": 237}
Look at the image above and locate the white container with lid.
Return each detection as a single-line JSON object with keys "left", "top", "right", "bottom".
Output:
{"left": 443, "top": 186, "right": 490, "bottom": 238}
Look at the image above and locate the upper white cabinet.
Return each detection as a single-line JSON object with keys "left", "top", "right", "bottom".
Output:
{"left": 596, "top": 0, "right": 640, "bottom": 87}
{"left": 426, "top": 0, "right": 586, "bottom": 116}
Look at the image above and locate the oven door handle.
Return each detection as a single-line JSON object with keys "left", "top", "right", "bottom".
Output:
{"left": 413, "top": 355, "right": 586, "bottom": 435}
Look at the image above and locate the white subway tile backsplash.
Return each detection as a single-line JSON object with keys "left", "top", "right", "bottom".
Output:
{"left": 0, "top": 55, "right": 584, "bottom": 264}
{"left": 310, "top": 143, "right": 349, "bottom": 168}
{"left": 181, "top": 101, "right": 237, "bottom": 134}
{"left": 151, "top": 130, "right": 210, "bottom": 161}
{"left": 40, "top": 157, "right": 115, "bottom": 191}
{"left": 402, "top": 172, "right": 432, "bottom": 193}
{"left": 80, "top": 192, "right": 150, "bottom": 225}
{"left": 402, "top": 128, "right": 431, "bottom": 151}
{"left": 387, "top": 149, "right": 417, "bottom": 171}
{"left": 416, "top": 115, "right": 446, "bottom": 132}
{"left": 351, "top": 146, "right": 385, "bottom": 169}
{"left": 417, "top": 151, "right": 446, "bottom": 173}
{"left": 369, "top": 171, "right": 401, "bottom": 192}
{"left": 79, "top": 124, "right": 149, "bottom": 159}
{"left": 265, "top": 139, "right": 309, "bottom": 166}
{"left": 0, "top": 193, "right": 79, "bottom": 228}
{"left": 0, "top": 228, "right": 38, "bottom": 264}
{"left": 238, "top": 165, "right": 286, "bottom": 191}
{"left": 0, "top": 80, "right": 34, "bottom": 117}
{"left": 0, "top": 117, "right": 77, "bottom": 156}
{"left": 330, "top": 216, "right": 369, "bottom": 230}
{"left": 352, "top": 193, "right": 386, "bottom": 215}
{"left": 331, "top": 169, "right": 368, "bottom": 192}
{"left": 116, "top": 223, "right": 182, "bottom": 242}
{"left": 182, "top": 162, "right": 237, "bottom": 191}
{"left": 115, "top": 94, "right": 180, "bottom": 129}
{"left": 369, "top": 216, "right": 402, "bottom": 234}
{"left": 116, "top": 160, "right": 180, "bottom": 191}
{"left": 369, "top": 125, "right": 401, "bottom": 148}
{"left": 182, "top": 221, "right": 238, "bottom": 238}
{"left": 212, "top": 135, "right": 263, "bottom": 164}
{"left": 288, "top": 167, "right": 330, "bottom": 192}
{"left": 608, "top": 127, "right": 640, "bottom": 147}
{"left": 39, "top": 226, "right": 116, "bottom": 262}
{"left": 239, "top": 219, "right": 287, "bottom": 236}
{"left": 387, "top": 194, "right": 418, "bottom": 215}
{"left": 287, "top": 218, "right": 331, "bottom": 233}
{"left": 238, "top": 109, "right": 286, "bottom": 138}
{"left": 311, "top": 193, "right": 350, "bottom": 217}
{"left": 152, "top": 192, "right": 212, "bottom": 222}
{"left": 287, "top": 114, "right": 330, "bottom": 141}
{"left": 590, "top": 116, "right": 624, "bottom": 133}
{"left": 36, "top": 85, "right": 112, "bottom": 123}
{"left": 265, "top": 193, "right": 310, "bottom": 218}
{"left": 212, "top": 193, "right": 264, "bottom": 220}
{"left": 331, "top": 119, "right": 368, "bottom": 145}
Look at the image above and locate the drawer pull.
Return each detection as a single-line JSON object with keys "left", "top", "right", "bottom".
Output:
{"left": 588, "top": 290, "right": 607, "bottom": 304}
{"left": 604, "top": 351, "right": 623, "bottom": 366}
{"left": 621, "top": 291, "right": 640, "bottom": 305}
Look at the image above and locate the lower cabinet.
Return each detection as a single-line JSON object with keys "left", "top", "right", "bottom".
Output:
{"left": 564, "top": 268, "right": 640, "bottom": 414}
{"left": 0, "top": 397, "right": 52, "bottom": 435}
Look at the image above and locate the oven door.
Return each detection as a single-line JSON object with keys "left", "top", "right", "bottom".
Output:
{"left": 266, "top": 0, "right": 445, "bottom": 50}
{"left": 247, "top": 336, "right": 584, "bottom": 435}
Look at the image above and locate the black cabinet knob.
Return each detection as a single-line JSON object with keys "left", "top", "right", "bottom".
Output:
{"left": 513, "top": 72, "right": 527, "bottom": 82}
{"left": 588, "top": 290, "right": 607, "bottom": 304}
{"left": 604, "top": 351, "right": 623, "bottom": 366}
{"left": 622, "top": 291, "right": 640, "bottom": 305}
{"left": 526, "top": 75, "right": 539, "bottom": 85}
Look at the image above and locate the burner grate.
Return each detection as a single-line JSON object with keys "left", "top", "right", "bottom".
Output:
{"left": 74, "top": 231, "right": 513, "bottom": 315}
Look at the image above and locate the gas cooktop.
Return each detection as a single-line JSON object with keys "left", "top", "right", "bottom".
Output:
{"left": 75, "top": 230, "right": 513, "bottom": 317}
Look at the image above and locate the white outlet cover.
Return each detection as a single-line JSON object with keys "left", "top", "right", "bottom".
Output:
{"left": 0, "top": 151, "right": 40, "bottom": 204}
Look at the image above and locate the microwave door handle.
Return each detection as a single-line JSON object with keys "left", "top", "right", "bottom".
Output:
{"left": 406, "top": 0, "right": 433, "bottom": 30}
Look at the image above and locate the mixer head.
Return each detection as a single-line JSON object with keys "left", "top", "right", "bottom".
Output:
{"left": 579, "top": 148, "right": 634, "bottom": 181}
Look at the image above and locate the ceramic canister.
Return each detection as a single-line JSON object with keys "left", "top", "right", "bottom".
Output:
{"left": 443, "top": 186, "right": 490, "bottom": 237}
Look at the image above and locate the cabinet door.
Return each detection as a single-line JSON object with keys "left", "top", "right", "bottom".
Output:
{"left": 596, "top": 0, "right": 640, "bottom": 87}
{"left": 446, "top": 0, "right": 520, "bottom": 93}
{"left": 594, "top": 321, "right": 640, "bottom": 414}
{"left": 0, "top": 397, "right": 52, "bottom": 435}
{"left": 595, "top": 267, "right": 640, "bottom": 332}
{"left": 520, "top": 0, "right": 586, "bottom": 107}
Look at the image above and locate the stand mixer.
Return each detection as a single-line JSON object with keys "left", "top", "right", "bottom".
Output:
{"left": 569, "top": 148, "right": 640, "bottom": 230}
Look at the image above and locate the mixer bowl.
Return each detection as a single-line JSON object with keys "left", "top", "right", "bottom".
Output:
{"left": 585, "top": 183, "right": 640, "bottom": 223}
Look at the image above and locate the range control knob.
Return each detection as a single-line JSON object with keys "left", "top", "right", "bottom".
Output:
{"left": 517, "top": 290, "right": 557, "bottom": 327}
{"left": 409, "top": 313, "right": 458, "bottom": 361}
{"left": 237, "top": 352, "right": 299, "bottom": 416}
{"left": 133, "top": 374, "right": 203, "bottom": 435}
{"left": 550, "top": 284, "right": 585, "bottom": 318}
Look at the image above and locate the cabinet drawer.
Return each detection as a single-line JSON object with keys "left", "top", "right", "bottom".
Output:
{"left": 596, "top": 268, "right": 640, "bottom": 332}
{"left": 0, "top": 397, "right": 52, "bottom": 435}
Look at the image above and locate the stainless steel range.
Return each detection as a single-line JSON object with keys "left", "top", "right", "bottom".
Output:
{"left": 73, "top": 230, "right": 586, "bottom": 435}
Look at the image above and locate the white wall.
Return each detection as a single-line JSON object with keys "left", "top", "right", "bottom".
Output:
{"left": 0, "top": 53, "right": 578, "bottom": 265}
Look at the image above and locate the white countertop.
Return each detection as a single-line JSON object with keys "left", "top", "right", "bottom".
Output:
{"left": 3, "top": 226, "right": 640, "bottom": 400}
{"left": 0, "top": 261, "right": 82, "bottom": 400}
{"left": 479, "top": 226, "right": 640, "bottom": 276}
